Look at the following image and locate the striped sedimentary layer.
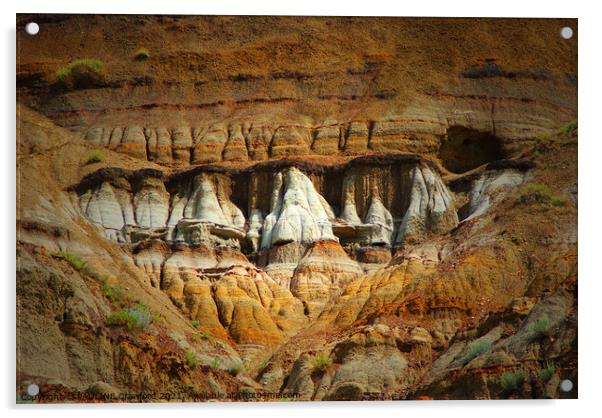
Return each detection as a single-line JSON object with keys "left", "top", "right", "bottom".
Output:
{"left": 82, "top": 120, "right": 443, "bottom": 165}
{"left": 73, "top": 156, "right": 460, "bottom": 319}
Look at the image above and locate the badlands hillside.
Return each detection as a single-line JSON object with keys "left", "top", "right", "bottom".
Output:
{"left": 16, "top": 14, "right": 577, "bottom": 401}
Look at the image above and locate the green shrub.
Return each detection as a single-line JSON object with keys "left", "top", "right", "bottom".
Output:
{"left": 462, "top": 340, "right": 492, "bottom": 364}
{"left": 191, "top": 320, "right": 200, "bottom": 328}
{"left": 516, "top": 183, "right": 564, "bottom": 208}
{"left": 54, "top": 252, "right": 88, "bottom": 271}
{"left": 134, "top": 48, "right": 150, "bottom": 60}
{"left": 311, "top": 354, "right": 332, "bottom": 369}
{"left": 86, "top": 151, "right": 104, "bottom": 164}
{"left": 227, "top": 361, "right": 244, "bottom": 376}
{"left": 538, "top": 363, "right": 557, "bottom": 382}
{"left": 186, "top": 349, "right": 198, "bottom": 368}
{"left": 527, "top": 315, "right": 553, "bottom": 340}
{"left": 56, "top": 58, "right": 104, "bottom": 89}
{"left": 102, "top": 283, "right": 123, "bottom": 305}
{"left": 500, "top": 369, "right": 526, "bottom": 393}
{"left": 106, "top": 304, "right": 151, "bottom": 330}
{"left": 560, "top": 121, "right": 577, "bottom": 135}
{"left": 199, "top": 329, "right": 213, "bottom": 340}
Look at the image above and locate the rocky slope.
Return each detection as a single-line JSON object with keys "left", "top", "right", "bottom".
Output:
{"left": 16, "top": 14, "right": 577, "bottom": 402}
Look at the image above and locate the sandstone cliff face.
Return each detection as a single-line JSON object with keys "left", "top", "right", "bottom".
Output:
{"left": 17, "top": 15, "right": 577, "bottom": 402}
{"left": 71, "top": 158, "right": 459, "bottom": 323}
{"left": 17, "top": 15, "right": 577, "bottom": 175}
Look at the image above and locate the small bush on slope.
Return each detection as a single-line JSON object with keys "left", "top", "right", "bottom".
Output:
{"left": 106, "top": 304, "right": 151, "bottom": 330}
{"left": 134, "top": 48, "right": 150, "bottom": 60}
{"left": 527, "top": 315, "right": 554, "bottom": 340}
{"left": 86, "top": 151, "right": 104, "bottom": 164}
{"left": 462, "top": 340, "right": 492, "bottom": 364}
{"left": 500, "top": 370, "right": 526, "bottom": 393}
{"left": 186, "top": 350, "right": 198, "bottom": 368}
{"left": 516, "top": 183, "right": 564, "bottom": 208}
{"left": 311, "top": 354, "right": 332, "bottom": 369}
{"left": 56, "top": 58, "right": 104, "bottom": 89}
{"left": 538, "top": 363, "right": 557, "bottom": 382}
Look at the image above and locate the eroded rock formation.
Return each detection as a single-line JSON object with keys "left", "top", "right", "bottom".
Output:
{"left": 16, "top": 15, "right": 577, "bottom": 402}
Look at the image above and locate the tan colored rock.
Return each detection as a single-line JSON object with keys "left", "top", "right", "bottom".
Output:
{"left": 134, "top": 240, "right": 169, "bottom": 288}
{"left": 269, "top": 126, "right": 311, "bottom": 158}
{"left": 291, "top": 240, "right": 363, "bottom": 317}
{"left": 147, "top": 127, "right": 173, "bottom": 163}
{"left": 191, "top": 125, "right": 227, "bottom": 164}
{"left": 370, "top": 121, "right": 440, "bottom": 154}
{"left": 223, "top": 125, "right": 249, "bottom": 161}
{"left": 116, "top": 126, "right": 147, "bottom": 159}
{"left": 246, "top": 126, "right": 272, "bottom": 161}
{"left": 342, "top": 121, "right": 369, "bottom": 154}
{"left": 171, "top": 127, "right": 193, "bottom": 162}
{"left": 312, "top": 125, "right": 340, "bottom": 155}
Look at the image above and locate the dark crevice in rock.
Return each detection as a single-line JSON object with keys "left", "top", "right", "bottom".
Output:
{"left": 439, "top": 126, "right": 504, "bottom": 173}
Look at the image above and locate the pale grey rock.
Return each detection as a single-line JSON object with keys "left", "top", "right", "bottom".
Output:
{"left": 183, "top": 174, "right": 245, "bottom": 228}
{"left": 464, "top": 169, "right": 527, "bottom": 221}
{"left": 176, "top": 174, "right": 246, "bottom": 245}
{"left": 167, "top": 194, "right": 187, "bottom": 240}
{"left": 260, "top": 168, "right": 337, "bottom": 250}
{"left": 163, "top": 247, "right": 218, "bottom": 272}
{"left": 246, "top": 209, "right": 264, "bottom": 252}
{"left": 79, "top": 182, "right": 125, "bottom": 230}
{"left": 134, "top": 178, "right": 169, "bottom": 229}
{"left": 363, "top": 196, "right": 394, "bottom": 245}
{"left": 339, "top": 175, "right": 362, "bottom": 226}
{"left": 327, "top": 344, "right": 408, "bottom": 399}
{"left": 282, "top": 355, "right": 317, "bottom": 400}
{"left": 395, "top": 165, "right": 458, "bottom": 244}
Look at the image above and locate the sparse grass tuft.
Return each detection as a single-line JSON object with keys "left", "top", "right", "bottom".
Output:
{"left": 500, "top": 369, "right": 526, "bottom": 393}
{"left": 191, "top": 320, "right": 200, "bottom": 328}
{"left": 210, "top": 358, "right": 221, "bottom": 370}
{"left": 134, "top": 48, "right": 150, "bottom": 61}
{"left": 527, "top": 315, "right": 554, "bottom": 340}
{"left": 102, "top": 283, "right": 123, "bottom": 305}
{"left": 311, "top": 354, "right": 332, "bottom": 370}
{"left": 227, "top": 361, "right": 244, "bottom": 376}
{"left": 186, "top": 349, "right": 199, "bottom": 368}
{"left": 516, "top": 183, "right": 564, "bottom": 208}
{"left": 54, "top": 252, "right": 88, "bottom": 272}
{"left": 56, "top": 58, "right": 104, "bottom": 89}
{"left": 106, "top": 304, "right": 151, "bottom": 330}
{"left": 199, "top": 329, "right": 213, "bottom": 340}
{"left": 86, "top": 150, "right": 104, "bottom": 164}
{"left": 560, "top": 121, "right": 577, "bottom": 136}
{"left": 462, "top": 340, "right": 492, "bottom": 364}
{"left": 538, "top": 363, "right": 557, "bottom": 382}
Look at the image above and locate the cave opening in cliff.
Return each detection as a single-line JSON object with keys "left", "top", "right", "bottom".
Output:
{"left": 439, "top": 126, "right": 503, "bottom": 173}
